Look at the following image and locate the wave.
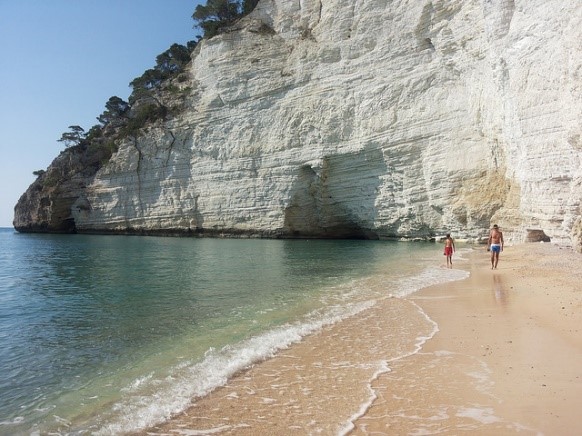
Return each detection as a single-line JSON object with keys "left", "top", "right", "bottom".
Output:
{"left": 91, "top": 266, "right": 469, "bottom": 435}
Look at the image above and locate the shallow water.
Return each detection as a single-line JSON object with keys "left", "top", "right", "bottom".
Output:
{"left": 0, "top": 228, "right": 467, "bottom": 435}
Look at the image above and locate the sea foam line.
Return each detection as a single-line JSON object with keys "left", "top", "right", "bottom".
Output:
{"left": 339, "top": 266, "right": 470, "bottom": 435}
{"left": 94, "top": 299, "right": 377, "bottom": 435}
{"left": 97, "top": 266, "right": 469, "bottom": 435}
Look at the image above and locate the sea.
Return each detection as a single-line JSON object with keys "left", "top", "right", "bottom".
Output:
{"left": 0, "top": 227, "right": 468, "bottom": 435}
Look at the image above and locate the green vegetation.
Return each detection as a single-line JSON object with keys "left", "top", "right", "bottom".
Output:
{"left": 192, "top": 0, "right": 260, "bottom": 38}
{"left": 57, "top": 125, "right": 86, "bottom": 148}
{"left": 97, "top": 96, "right": 130, "bottom": 126}
{"left": 56, "top": 40, "right": 195, "bottom": 169}
{"left": 53, "top": 0, "right": 260, "bottom": 174}
{"left": 129, "top": 43, "right": 193, "bottom": 103}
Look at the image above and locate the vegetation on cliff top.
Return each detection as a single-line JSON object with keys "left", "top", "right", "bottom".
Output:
{"left": 41, "top": 0, "right": 259, "bottom": 178}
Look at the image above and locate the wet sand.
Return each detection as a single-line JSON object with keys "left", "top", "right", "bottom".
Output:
{"left": 140, "top": 243, "right": 582, "bottom": 435}
{"left": 357, "top": 243, "right": 582, "bottom": 435}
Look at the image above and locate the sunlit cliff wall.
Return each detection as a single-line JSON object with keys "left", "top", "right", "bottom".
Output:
{"left": 15, "top": 0, "right": 582, "bottom": 247}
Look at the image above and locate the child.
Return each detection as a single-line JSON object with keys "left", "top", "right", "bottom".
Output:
{"left": 443, "top": 233, "right": 455, "bottom": 268}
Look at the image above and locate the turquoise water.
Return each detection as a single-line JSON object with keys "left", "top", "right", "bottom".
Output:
{"left": 0, "top": 228, "right": 466, "bottom": 435}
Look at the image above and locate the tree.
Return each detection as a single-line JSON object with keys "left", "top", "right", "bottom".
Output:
{"left": 192, "top": 0, "right": 241, "bottom": 38}
{"left": 129, "top": 43, "right": 193, "bottom": 105}
{"left": 187, "top": 40, "right": 199, "bottom": 51}
{"left": 97, "top": 96, "right": 130, "bottom": 126}
{"left": 191, "top": 0, "right": 260, "bottom": 39}
{"left": 130, "top": 68, "right": 165, "bottom": 96}
{"left": 156, "top": 43, "right": 192, "bottom": 74}
{"left": 57, "top": 125, "right": 86, "bottom": 148}
{"left": 85, "top": 124, "right": 103, "bottom": 142}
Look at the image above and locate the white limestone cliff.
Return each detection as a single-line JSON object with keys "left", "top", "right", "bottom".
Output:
{"left": 20, "top": 0, "right": 582, "bottom": 246}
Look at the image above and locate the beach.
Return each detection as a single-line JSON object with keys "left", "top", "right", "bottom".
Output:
{"left": 139, "top": 243, "right": 582, "bottom": 435}
{"left": 358, "top": 243, "right": 582, "bottom": 435}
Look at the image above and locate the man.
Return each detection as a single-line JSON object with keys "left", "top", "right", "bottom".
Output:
{"left": 443, "top": 233, "right": 455, "bottom": 268}
{"left": 488, "top": 224, "right": 504, "bottom": 269}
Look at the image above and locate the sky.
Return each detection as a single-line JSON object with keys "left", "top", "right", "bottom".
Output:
{"left": 0, "top": 1, "right": 204, "bottom": 227}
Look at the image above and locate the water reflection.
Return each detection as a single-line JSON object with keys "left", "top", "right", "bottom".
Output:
{"left": 492, "top": 273, "right": 508, "bottom": 306}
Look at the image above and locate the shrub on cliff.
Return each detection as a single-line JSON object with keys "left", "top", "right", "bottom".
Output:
{"left": 45, "top": 0, "right": 263, "bottom": 201}
{"left": 122, "top": 103, "right": 168, "bottom": 138}
{"left": 57, "top": 125, "right": 86, "bottom": 148}
{"left": 129, "top": 43, "right": 193, "bottom": 103}
{"left": 192, "top": 0, "right": 260, "bottom": 38}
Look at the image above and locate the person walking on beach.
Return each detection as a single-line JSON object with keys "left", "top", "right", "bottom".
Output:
{"left": 488, "top": 224, "right": 504, "bottom": 269}
{"left": 443, "top": 233, "right": 455, "bottom": 268}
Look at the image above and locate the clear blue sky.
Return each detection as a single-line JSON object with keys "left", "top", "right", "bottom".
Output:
{"left": 0, "top": 1, "right": 204, "bottom": 227}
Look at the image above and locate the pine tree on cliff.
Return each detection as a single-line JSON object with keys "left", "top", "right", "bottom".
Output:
{"left": 192, "top": 0, "right": 260, "bottom": 38}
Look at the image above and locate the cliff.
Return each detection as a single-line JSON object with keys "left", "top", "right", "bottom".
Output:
{"left": 14, "top": 0, "right": 582, "bottom": 249}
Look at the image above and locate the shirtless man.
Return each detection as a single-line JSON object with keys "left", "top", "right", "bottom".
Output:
{"left": 443, "top": 233, "right": 455, "bottom": 268}
{"left": 488, "top": 224, "right": 504, "bottom": 269}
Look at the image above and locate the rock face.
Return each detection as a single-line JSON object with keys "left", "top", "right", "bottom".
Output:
{"left": 14, "top": 0, "right": 582, "bottom": 247}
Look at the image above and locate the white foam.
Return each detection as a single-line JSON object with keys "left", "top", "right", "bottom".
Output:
{"left": 167, "top": 424, "right": 232, "bottom": 435}
{"left": 120, "top": 372, "right": 154, "bottom": 393}
{"left": 93, "top": 299, "right": 376, "bottom": 435}
{"left": 339, "top": 266, "right": 469, "bottom": 435}
{"left": 338, "top": 361, "right": 391, "bottom": 436}
{"left": 455, "top": 406, "right": 501, "bottom": 424}
{"left": 93, "top": 260, "right": 470, "bottom": 435}
{"left": 0, "top": 416, "right": 25, "bottom": 426}
{"left": 394, "top": 267, "right": 469, "bottom": 297}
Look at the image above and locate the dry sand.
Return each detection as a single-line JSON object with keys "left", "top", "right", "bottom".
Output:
{"left": 141, "top": 243, "right": 581, "bottom": 436}
{"left": 356, "top": 243, "right": 582, "bottom": 435}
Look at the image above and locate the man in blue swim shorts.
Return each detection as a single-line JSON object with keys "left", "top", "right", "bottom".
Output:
{"left": 488, "top": 224, "right": 504, "bottom": 269}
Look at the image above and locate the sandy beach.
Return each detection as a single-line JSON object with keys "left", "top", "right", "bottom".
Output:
{"left": 357, "top": 243, "right": 582, "bottom": 435}
{"left": 140, "top": 243, "right": 582, "bottom": 435}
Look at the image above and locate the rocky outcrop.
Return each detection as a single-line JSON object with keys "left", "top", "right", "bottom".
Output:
{"left": 14, "top": 146, "right": 108, "bottom": 233}
{"left": 14, "top": 0, "right": 582, "bottom": 247}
